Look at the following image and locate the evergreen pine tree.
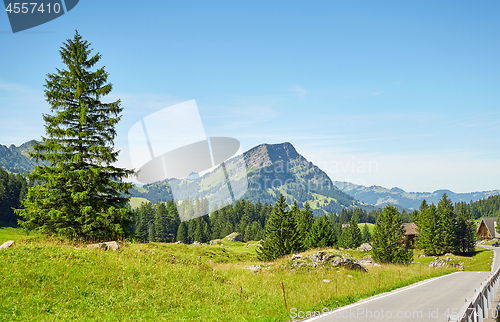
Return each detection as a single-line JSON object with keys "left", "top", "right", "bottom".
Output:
{"left": 372, "top": 205, "right": 413, "bottom": 264}
{"left": 257, "top": 194, "right": 300, "bottom": 261}
{"left": 339, "top": 216, "right": 362, "bottom": 249}
{"left": 193, "top": 220, "right": 204, "bottom": 242}
{"left": 151, "top": 202, "right": 168, "bottom": 242}
{"left": 436, "top": 193, "right": 455, "bottom": 254}
{"left": 15, "top": 31, "right": 133, "bottom": 241}
{"left": 166, "top": 200, "right": 181, "bottom": 242}
{"left": 333, "top": 221, "right": 342, "bottom": 246}
{"left": 296, "top": 202, "right": 314, "bottom": 250}
{"left": 202, "top": 220, "right": 211, "bottom": 243}
{"left": 361, "top": 223, "right": 371, "bottom": 243}
{"left": 455, "top": 202, "right": 476, "bottom": 253}
{"left": 134, "top": 202, "right": 153, "bottom": 241}
{"left": 416, "top": 202, "right": 440, "bottom": 254}
{"left": 176, "top": 221, "right": 188, "bottom": 243}
{"left": 304, "top": 215, "right": 335, "bottom": 249}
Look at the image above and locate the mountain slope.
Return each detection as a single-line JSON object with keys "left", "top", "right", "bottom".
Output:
{"left": 131, "top": 142, "right": 373, "bottom": 216}
{"left": 0, "top": 140, "right": 39, "bottom": 174}
{"left": 334, "top": 181, "right": 500, "bottom": 210}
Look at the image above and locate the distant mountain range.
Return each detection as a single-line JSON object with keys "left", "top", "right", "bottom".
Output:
{"left": 131, "top": 142, "right": 373, "bottom": 216}
{"left": 0, "top": 140, "right": 39, "bottom": 174}
{"left": 3, "top": 139, "right": 500, "bottom": 215}
{"left": 334, "top": 181, "right": 500, "bottom": 210}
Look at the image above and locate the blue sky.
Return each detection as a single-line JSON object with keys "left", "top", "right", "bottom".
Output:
{"left": 1, "top": 1, "right": 500, "bottom": 192}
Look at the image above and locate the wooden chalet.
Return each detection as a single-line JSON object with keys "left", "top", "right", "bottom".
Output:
{"left": 477, "top": 217, "right": 498, "bottom": 240}
{"left": 403, "top": 223, "right": 418, "bottom": 245}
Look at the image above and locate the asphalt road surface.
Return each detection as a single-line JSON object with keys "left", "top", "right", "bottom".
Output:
{"left": 297, "top": 246, "right": 500, "bottom": 322}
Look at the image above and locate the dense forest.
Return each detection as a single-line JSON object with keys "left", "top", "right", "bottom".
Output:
{"left": 0, "top": 168, "right": 28, "bottom": 226}
{"left": 3, "top": 168, "right": 500, "bottom": 243}
{"left": 464, "top": 194, "right": 500, "bottom": 219}
{"left": 131, "top": 197, "right": 373, "bottom": 246}
{"left": 132, "top": 198, "right": 273, "bottom": 243}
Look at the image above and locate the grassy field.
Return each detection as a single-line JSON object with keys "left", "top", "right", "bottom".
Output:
{"left": 413, "top": 247, "right": 493, "bottom": 271}
{"left": 0, "top": 228, "right": 493, "bottom": 322}
{"left": 129, "top": 197, "right": 150, "bottom": 209}
{"left": 357, "top": 223, "right": 375, "bottom": 234}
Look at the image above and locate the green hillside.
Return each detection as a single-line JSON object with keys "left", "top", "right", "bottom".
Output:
{"left": 130, "top": 143, "right": 374, "bottom": 216}
{"left": 0, "top": 228, "right": 470, "bottom": 322}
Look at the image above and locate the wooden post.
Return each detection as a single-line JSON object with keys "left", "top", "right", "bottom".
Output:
{"left": 281, "top": 282, "right": 288, "bottom": 311}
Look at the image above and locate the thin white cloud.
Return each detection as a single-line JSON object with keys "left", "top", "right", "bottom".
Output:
{"left": 290, "top": 84, "right": 307, "bottom": 98}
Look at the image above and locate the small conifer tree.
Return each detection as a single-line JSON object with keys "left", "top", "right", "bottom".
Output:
{"left": 304, "top": 215, "right": 335, "bottom": 249}
{"left": 372, "top": 205, "right": 413, "bottom": 264}
{"left": 257, "top": 194, "right": 300, "bottom": 261}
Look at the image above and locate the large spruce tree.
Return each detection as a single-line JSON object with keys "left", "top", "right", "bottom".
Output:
{"left": 15, "top": 31, "right": 133, "bottom": 241}
{"left": 304, "top": 214, "right": 335, "bottom": 249}
{"left": 361, "top": 223, "right": 371, "bottom": 243}
{"left": 416, "top": 194, "right": 456, "bottom": 255}
{"left": 454, "top": 202, "right": 476, "bottom": 254}
{"left": 295, "top": 201, "right": 314, "bottom": 250}
{"left": 436, "top": 193, "right": 455, "bottom": 254}
{"left": 339, "top": 216, "right": 362, "bottom": 249}
{"left": 257, "top": 193, "right": 300, "bottom": 261}
{"left": 372, "top": 205, "right": 412, "bottom": 264}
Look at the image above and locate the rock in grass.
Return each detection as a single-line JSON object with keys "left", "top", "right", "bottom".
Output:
{"left": 224, "top": 232, "right": 243, "bottom": 242}
{"left": 210, "top": 239, "right": 221, "bottom": 245}
{"left": 308, "top": 251, "right": 368, "bottom": 272}
{"left": 244, "top": 265, "right": 261, "bottom": 273}
{"left": 192, "top": 241, "right": 202, "bottom": 246}
{"left": 87, "top": 241, "right": 120, "bottom": 251}
{"left": 0, "top": 240, "right": 14, "bottom": 250}
{"left": 429, "top": 259, "right": 449, "bottom": 268}
{"left": 357, "top": 243, "right": 372, "bottom": 252}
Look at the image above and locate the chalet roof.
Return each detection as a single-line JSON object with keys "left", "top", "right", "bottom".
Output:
{"left": 478, "top": 217, "right": 498, "bottom": 238}
{"left": 403, "top": 223, "right": 418, "bottom": 235}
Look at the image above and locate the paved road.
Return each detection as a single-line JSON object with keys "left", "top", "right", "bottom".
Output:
{"left": 299, "top": 247, "right": 500, "bottom": 322}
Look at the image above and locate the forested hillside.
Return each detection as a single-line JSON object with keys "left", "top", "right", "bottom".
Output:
{"left": 0, "top": 168, "right": 28, "bottom": 226}
{"left": 132, "top": 198, "right": 274, "bottom": 243}
{"left": 462, "top": 194, "right": 500, "bottom": 219}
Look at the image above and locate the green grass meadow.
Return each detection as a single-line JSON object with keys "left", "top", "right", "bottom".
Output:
{"left": 0, "top": 228, "right": 493, "bottom": 321}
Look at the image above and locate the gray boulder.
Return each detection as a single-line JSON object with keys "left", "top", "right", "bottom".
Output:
{"left": 331, "top": 257, "right": 368, "bottom": 272}
{"left": 357, "top": 257, "right": 373, "bottom": 266}
{"left": 309, "top": 250, "right": 338, "bottom": 263}
{"left": 224, "top": 232, "right": 243, "bottom": 242}
{"left": 244, "top": 265, "right": 261, "bottom": 273}
{"left": 87, "top": 241, "right": 120, "bottom": 251}
{"left": 429, "top": 259, "right": 449, "bottom": 268}
{"left": 357, "top": 243, "right": 372, "bottom": 252}
{"left": 308, "top": 250, "right": 367, "bottom": 272}
{"left": 0, "top": 240, "right": 14, "bottom": 250}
